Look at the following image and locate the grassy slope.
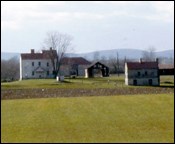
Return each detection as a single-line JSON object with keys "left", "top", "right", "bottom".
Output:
{"left": 1, "top": 77, "right": 122, "bottom": 89}
{"left": 1, "top": 94, "right": 174, "bottom": 143}
{"left": 1, "top": 75, "right": 174, "bottom": 89}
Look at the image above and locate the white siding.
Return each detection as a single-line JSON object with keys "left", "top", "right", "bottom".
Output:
{"left": 125, "top": 63, "right": 128, "bottom": 85}
{"left": 78, "top": 65, "right": 87, "bottom": 76}
{"left": 20, "top": 56, "right": 22, "bottom": 80}
{"left": 59, "top": 65, "right": 89, "bottom": 76}
{"left": 21, "top": 59, "right": 54, "bottom": 79}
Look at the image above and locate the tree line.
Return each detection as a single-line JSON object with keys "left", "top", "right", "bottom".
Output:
{"left": 1, "top": 57, "right": 19, "bottom": 82}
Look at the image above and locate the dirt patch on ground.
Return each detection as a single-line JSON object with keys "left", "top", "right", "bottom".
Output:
{"left": 1, "top": 87, "right": 174, "bottom": 100}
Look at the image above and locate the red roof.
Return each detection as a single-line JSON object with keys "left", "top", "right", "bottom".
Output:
{"left": 61, "top": 57, "right": 91, "bottom": 65}
{"left": 21, "top": 49, "right": 90, "bottom": 65}
{"left": 158, "top": 64, "right": 174, "bottom": 69}
{"left": 21, "top": 49, "right": 57, "bottom": 60}
{"left": 126, "top": 61, "right": 158, "bottom": 70}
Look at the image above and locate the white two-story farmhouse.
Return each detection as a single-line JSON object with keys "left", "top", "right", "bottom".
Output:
{"left": 20, "top": 49, "right": 91, "bottom": 80}
{"left": 125, "top": 59, "right": 159, "bottom": 86}
{"left": 20, "top": 49, "right": 57, "bottom": 80}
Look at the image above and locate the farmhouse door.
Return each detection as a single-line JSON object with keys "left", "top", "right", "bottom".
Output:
{"left": 133, "top": 80, "right": 137, "bottom": 85}
{"left": 148, "top": 79, "right": 152, "bottom": 85}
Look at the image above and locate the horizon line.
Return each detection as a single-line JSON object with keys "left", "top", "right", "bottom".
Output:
{"left": 1, "top": 48, "right": 174, "bottom": 54}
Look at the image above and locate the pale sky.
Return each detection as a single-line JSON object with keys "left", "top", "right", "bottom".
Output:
{"left": 1, "top": 1, "right": 174, "bottom": 53}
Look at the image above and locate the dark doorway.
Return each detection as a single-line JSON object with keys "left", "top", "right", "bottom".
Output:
{"left": 133, "top": 80, "right": 137, "bottom": 85}
{"left": 149, "top": 79, "right": 152, "bottom": 85}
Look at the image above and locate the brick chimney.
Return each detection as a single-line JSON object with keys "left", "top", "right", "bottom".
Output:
{"left": 155, "top": 58, "right": 158, "bottom": 63}
{"left": 139, "top": 58, "right": 142, "bottom": 63}
{"left": 31, "top": 49, "right": 34, "bottom": 54}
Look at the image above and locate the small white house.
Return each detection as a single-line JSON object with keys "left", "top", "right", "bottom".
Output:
{"left": 125, "top": 59, "right": 159, "bottom": 86}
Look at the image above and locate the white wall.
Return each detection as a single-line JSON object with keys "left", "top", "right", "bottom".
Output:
{"left": 78, "top": 65, "right": 87, "bottom": 76}
{"left": 21, "top": 59, "right": 54, "bottom": 79}
{"left": 59, "top": 65, "right": 88, "bottom": 76}
{"left": 20, "top": 56, "right": 22, "bottom": 80}
{"left": 127, "top": 78, "right": 159, "bottom": 86}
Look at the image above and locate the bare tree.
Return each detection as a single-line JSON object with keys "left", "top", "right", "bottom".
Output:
{"left": 108, "top": 52, "right": 120, "bottom": 76}
{"left": 108, "top": 57, "right": 117, "bottom": 74}
{"left": 1, "top": 59, "right": 7, "bottom": 80}
{"left": 100, "top": 55, "right": 107, "bottom": 64}
{"left": 43, "top": 31, "right": 73, "bottom": 78}
{"left": 142, "top": 46, "right": 156, "bottom": 61}
{"left": 116, "top": 52, "right": 120, "bottom": 76}
{"left": 93, "top": 51, "right": 100, "bottom": 62}
{"left": 1, "top": 56, "right": 19, "bottom": 81}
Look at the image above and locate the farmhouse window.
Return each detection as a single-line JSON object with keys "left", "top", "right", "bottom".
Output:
{"left": 151, "top": 72, "right": 154, "bottom": 76}
{"left": 47, "top": 62, "right": 49, "bottom": 67}
{"left": 38, "top": 62, "right": 41, "bottom": 66}
{"left": 145, "top": 71, "right": 147, "bottom": 76}
{"left": 32, "top": 62, "right": 34, "bottom": 66}
{"left": 137, "top": 71, "right": 140, "bottom": 76}
{"left": 32, "top": 71, "right": 34, "bottom": 76}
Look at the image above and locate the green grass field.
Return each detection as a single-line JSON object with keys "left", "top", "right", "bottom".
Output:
{"left": 1, "top": 94, "right": 174, "bottom": 143}
{"left": 1, "top": 75, "right": 174, "bottom": 89}
{"left": 1, "top": 75, "right": 174, "bottom": 142}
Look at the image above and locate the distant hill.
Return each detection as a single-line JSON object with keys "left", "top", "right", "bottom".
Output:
{"left": 1, "top": 49, "right": 174, "bottom": 61}
{"left": 74, "top": 49, "right": 145, "bottom": 60}
{"left": 155, "top": 49, "right": 174, "bottom": 58}
{"left": 67, "top": 49, "right": 174, "bottom": 61}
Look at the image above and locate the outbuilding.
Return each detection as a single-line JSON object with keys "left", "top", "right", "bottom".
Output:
{"left": 158, "top": 64, "right": 174, "bottom": 75}
{"left": 125, "top": 58, "right": 159, "bottom": 86}
{"left": 85, "top": 62, "right": 109, "bottom": 78}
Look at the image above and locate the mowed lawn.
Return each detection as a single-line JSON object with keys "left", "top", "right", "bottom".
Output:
{"left": 1, "top": 93, "right": 174, "bottom": 143}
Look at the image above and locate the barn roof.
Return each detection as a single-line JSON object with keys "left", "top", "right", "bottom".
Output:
{"left": 61, "top": 57, "right": 91, "bottom": 65}
{"left": 158, "top": 64, "right": 174, "bottom": 69}
{"left": 126, "top": 61, "right": 158, "bottom": 70}
{"left": 86, "top": 61, "right": 109, "bottom": 69}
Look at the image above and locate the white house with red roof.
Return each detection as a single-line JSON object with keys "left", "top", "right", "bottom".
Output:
{"left": 20, "top": 49, "right": 91, "bottom": 80}
{"left": 125, "top": 58, "right": 160, "bottom": 86}
{"left": 20, "top": 49, "right": 57, "bottom": 80}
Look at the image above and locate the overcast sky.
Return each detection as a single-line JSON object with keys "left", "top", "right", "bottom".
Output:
{"left": 1, "top": 1, "right": 174, "bottom": 53}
